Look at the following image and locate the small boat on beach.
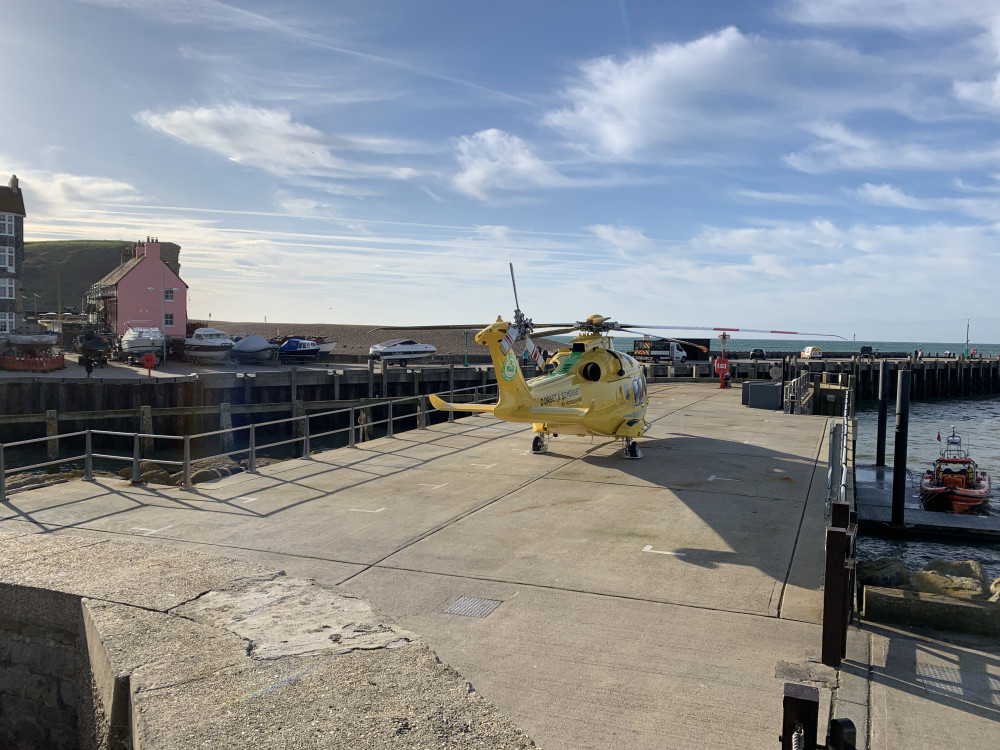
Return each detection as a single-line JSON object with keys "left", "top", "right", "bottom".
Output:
{"left": 120, "top": 322, "right": 165, "bottom": 364}
{"left": 231, "top": 334, "right": 279, "bottom": 362}
{"left": 919, "top": 427, "right": 992, "bottom": 514}
{"left": 369, "top": 338, "right": 436, "bottom": 366}
{"left": 8, "top": 326, "right": 59, "bottom": 354}
{"left": 74, "top": 331, "right": 112, "bottom": 365}
{"left": 277, "top": 338, "right": 321, "bottom": 363}
{"left": 184, "top": 327, "right": 235, "bottom": 361}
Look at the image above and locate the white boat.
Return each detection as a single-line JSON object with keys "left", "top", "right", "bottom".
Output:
{"left": 120, "top": 323, "right": 165, "bottom": 363}
{"left": 369, "top": 338, "right": 436, "bottom": 366}
{"left": 184, "top": 327, "right": 235, "bottom": 360}
{"left": 231, "top": 334, "right": 279, "bottom": 362}
{"left": 9, "top": 327, "right": 59, "bottom": 354}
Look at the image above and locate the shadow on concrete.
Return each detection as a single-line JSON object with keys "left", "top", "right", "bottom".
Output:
{"left": 844, "top": 622, "right": 1000, "bottom": 722}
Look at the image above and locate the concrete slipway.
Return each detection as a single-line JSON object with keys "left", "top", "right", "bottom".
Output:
{"left": 2, "top": 382, "right": 998, "bottom": 748}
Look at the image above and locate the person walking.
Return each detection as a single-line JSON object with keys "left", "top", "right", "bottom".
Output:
{"left": 84, "top": 355, "right": 94, "bottom": 378}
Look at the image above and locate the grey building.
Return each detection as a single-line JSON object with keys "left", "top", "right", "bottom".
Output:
{"left": 0, "top": 175, "right": 26, "bottom": 333}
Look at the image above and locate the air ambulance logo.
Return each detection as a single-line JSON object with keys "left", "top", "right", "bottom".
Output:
{"left": 501, "top": 350, "right": 518, "bottom": 381}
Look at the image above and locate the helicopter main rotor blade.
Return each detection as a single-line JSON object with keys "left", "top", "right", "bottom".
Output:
{"left": 620, "top": 325, "right": 846, "bottom": 339}
{"left": 509, "top": 263, "right": 521, "bottom": 312}
{"left": 366, "top": 324, "right": 486, "bottom": 333}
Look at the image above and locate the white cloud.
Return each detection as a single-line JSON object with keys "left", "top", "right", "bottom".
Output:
{"left": 135, "top": 104, "right": 420, "bottom": 184}
{"left": 783, "top": 1, "right": 998, "bottom": 33}
{"left": 588, "top": 224, "right": 651, "bottom": 258}
{"left": 783, "top": 122, "right": 1000, "bottom": 172}
{"left": 856, "top": 182, "right": 1000, "bottom": 220}
{"left": 452, "top": 129, "right": 567, "bottom": 201}
{"left": 543, "top": 27, "right": 758, "bottom": 159}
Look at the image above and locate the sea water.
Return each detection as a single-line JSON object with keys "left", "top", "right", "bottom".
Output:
{"left": 854, "top": 395, "right": 1000, "bottom": 581}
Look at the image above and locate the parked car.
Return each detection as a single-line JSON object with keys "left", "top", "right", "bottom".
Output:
{"left": 749, "top": 348, "right": 766, "bottom": 359}
{"left": 801, "top": 346, "right": 823, "bottom": 359}
{"left": 858, "top": 345, "right": 874, "bottom": 358}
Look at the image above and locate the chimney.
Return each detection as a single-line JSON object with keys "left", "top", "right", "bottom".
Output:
{"left": 8, "top": 175, "right": 18, "bottom": 192}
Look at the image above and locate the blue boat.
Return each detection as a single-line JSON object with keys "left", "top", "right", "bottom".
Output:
{"left": 277, "top": 338, "right": 321, "bottom": 363}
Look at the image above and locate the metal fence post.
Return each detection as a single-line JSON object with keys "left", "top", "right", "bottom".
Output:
{"left": 84, "top": 430, "right": 93, "bottom": 481}
{"left": 182, "top": 435, "right": 192, "bottom": 488}
{"left": 302, "top": 414, "right": 311, "bottom": 458}
{"left": 419, "top": 395, "right": 426, "bottom": 429}
{"left": 249, "top": 425, "right": 257, "bottom": 473}
{"left": 349, "top": 406, "right": 356, "bottom": 447}
{"left": 0, "top": 444, "right": 6, "bottom": 503}
{"left": 387, "top": 401, "right": 394, "bottom": 437}
{"left": 131, "top": 434, "right": 142, "bottom": 485}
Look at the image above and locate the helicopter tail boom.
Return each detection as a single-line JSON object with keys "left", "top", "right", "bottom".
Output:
{"left": 427, "top": 394, "right": 496, "bottom": 413}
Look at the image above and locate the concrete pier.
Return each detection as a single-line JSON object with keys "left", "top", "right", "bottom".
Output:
{"left": 2, "top": 382, "right": 997, "bottom": 748}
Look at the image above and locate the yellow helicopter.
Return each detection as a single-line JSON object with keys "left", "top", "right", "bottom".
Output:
{"left": 389, "top": 264, "right": 844, "bottom": 459}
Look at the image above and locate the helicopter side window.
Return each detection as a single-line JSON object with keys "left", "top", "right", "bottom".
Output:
{"left": 632, "top": 377, "right": 646, "bottom": 407}
{"left": 581, "top": 362, "right": 601, "bottom": 381}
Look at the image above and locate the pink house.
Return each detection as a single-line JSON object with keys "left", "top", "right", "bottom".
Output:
{"left": 87, "top": 238, "right": 189, "bottom": 338}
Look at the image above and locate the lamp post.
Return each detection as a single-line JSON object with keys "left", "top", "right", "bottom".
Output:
{"left": 22, "top": 293, "right": 42, "bottom": 320}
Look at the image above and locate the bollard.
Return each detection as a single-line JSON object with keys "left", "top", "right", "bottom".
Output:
{"left": 780, "top": 682, "right": 819, "bottom": 750}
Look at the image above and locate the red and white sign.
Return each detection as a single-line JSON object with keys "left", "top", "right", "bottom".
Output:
{"left": 714, "top": 357, "right": 730, "bottom": 375}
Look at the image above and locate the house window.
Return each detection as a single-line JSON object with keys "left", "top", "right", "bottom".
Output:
{"left": 0, "top": 278, "right": 14, "bottom": 299}
{"left": 164, "top": 289, "right": 175, "bottom": 302}
{"left": 0, "top": 214, "right": 13, "bottom": 236}
{"left": 0, "top": 312, "right": 14, "bottom": 332}
{"left": 1, "top": 245, "right": 12, "bottom": 271}
{"left": 164, "top": 313, "right": 174, "bottom": 328}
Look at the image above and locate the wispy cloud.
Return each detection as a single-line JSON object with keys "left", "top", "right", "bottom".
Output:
{"left": 783, "top": 122, "right": 1000, "bottom": 172}
{"left": 134, "top": 104, "right": 421, "bottom": 186}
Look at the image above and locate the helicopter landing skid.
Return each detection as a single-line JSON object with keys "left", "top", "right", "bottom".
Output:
{"left": 531, "top": 433, "right": 549, "bottom": 454}
{"left": 622, "top": 438, "right": 643, "bottom": 460}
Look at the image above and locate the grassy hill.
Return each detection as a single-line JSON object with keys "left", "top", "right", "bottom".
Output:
{"left": 21, "top": 240, "right": 181, "bottom": 313}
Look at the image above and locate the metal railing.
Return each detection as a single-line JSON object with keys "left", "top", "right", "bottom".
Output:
{"left": 822, "top": 379, "right": 857, "bottom": 668}
{"left": 0, "top": 383, "right": 498, "bottom": 502}
{"left": 783, "top": 371, "right": 813, "bottom": 414}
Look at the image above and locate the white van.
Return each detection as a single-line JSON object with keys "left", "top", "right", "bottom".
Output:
{"left": 801, "top": 346, "right": 823, "bottom": 359}
{"left": 632, "top": 338, "right": 688, "bottom": 363}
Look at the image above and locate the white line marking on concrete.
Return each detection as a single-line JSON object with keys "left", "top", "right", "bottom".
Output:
{"left": 417, "top": 483, "right": 448, "bottom": 489}
{"left": 349, "top": 507, "right": 386, "bottom": 513}
{"left": 131, "top": 525, "right": 173, "bottom": 537}
{"left": 707, "top": 475, "right": 738, "bottom": 482}
{"left": 470, "top": 463, "right": 497, "bottom": 468}
{"left": 641, "top": 545, "right": 686, "bottom": 556}
{"left": 236, "top": 496, "right": 257, "bottom": 503}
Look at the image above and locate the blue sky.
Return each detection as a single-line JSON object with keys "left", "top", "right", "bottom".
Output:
{"left": 5, "top": 0, "right": 1000, "bottom": 342}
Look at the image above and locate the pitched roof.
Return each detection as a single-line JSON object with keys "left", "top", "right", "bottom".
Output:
{"left": 93, "top": 256, "right": 143, "bottom": 289}
{"left": 0, "top": 178, "right": 26, "bottom": 216}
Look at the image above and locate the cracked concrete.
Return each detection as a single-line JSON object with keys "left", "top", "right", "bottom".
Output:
{"left": 0, "top": 532, "right": 537, "bottom": 749}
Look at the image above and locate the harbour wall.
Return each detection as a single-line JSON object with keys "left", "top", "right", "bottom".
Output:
{"left": 1, "top": 357, "right": 997, "bottom": 443}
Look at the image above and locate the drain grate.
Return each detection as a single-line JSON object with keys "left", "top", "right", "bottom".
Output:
{"left": 444, "top": 596, "right": 502, "bottom": 618}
